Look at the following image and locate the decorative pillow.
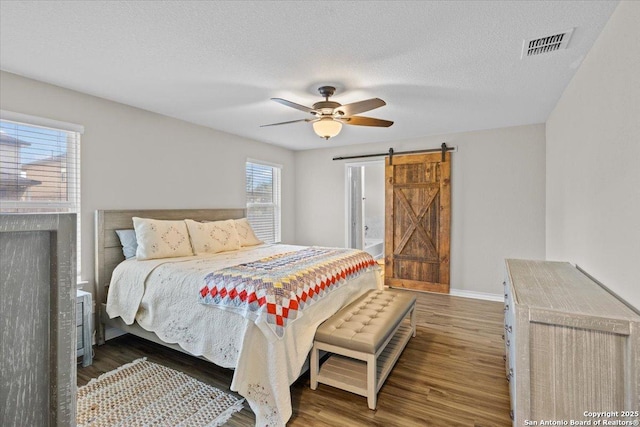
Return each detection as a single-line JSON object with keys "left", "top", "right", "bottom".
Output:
{"left": 132, "top": 217, "right": 193, "bottom": 260}
{"left": 234, "top": 218, "right": 263, "bottom": 246}
{"left": 185, "top": 219, "right": 241, "bottom": 254}
{"left": 115, "top": 229, "right": 138, "bottom": 259}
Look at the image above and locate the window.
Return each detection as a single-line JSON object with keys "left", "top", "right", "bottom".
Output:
{"left": 246, "top": 160, "right": 281, "bottom": 243}
{"left": 0, "top": 111, "right": 83, "bottom": 273}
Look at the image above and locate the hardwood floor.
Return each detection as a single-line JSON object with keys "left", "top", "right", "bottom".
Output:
{"left": 78, "top": 292, "right": 511, "bottom": 426}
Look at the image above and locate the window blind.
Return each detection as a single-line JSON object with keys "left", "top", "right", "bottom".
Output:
{"left": 0, "top": 116, "right": 82, "bottom": 273}
{"left": 246, "top": 161, "right": 281, "bottom": 243}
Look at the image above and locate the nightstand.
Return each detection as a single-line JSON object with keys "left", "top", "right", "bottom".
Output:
{"left": 76, "top": 289, "right": 92, "bottom": 367}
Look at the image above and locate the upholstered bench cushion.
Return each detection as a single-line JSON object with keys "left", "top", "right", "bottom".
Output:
{"left": 315, "top": 290, "right": 417, "bottom": 353}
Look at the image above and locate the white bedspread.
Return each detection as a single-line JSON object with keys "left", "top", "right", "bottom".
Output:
{"left": 106, "top": 244, "right": 382, "bottom": 426}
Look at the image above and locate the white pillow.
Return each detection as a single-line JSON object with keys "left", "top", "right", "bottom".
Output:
{"left": 234, "top": 218, "right": 263, "bottom": 247}
{"left": 132, "top": 217, "right": 193, "bottom": 260}
{"left": 185, "top": 219, "right": 241, "bottom": 254}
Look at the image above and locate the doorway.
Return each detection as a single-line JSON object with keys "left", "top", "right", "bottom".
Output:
{"left": 346, "top": 161, "right": 385, "bottom": 259}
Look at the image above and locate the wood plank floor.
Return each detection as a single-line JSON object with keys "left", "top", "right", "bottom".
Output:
{"left": 78, "top": 291, "right": 511, "bottom": 426}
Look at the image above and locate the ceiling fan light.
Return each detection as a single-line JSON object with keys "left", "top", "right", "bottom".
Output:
{"left": 312, "top": 118, "right": 342, "bottom": 140}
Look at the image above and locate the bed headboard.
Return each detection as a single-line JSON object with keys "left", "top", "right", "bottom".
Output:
{"left": 94, "top": 208, "right": 246, "bottom": 343}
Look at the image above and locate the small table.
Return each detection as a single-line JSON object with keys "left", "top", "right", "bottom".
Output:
{"left": 76, "top": 289, "right": 93, "bottom": 367}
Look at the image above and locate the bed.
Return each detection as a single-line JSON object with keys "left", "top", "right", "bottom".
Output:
{"left": 95, "top": 208, "right": 382, "bottom": 427}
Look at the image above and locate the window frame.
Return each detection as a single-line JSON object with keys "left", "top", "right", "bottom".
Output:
{"left": 245, "top": 159, "right": 282, "bottom": 244}
{"left": 0, "top": 110, "right": 83, "bottom": 275}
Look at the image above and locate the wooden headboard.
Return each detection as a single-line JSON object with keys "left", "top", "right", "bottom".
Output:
{"left": 94, "top": 208, "right": 246, "bottom": 343}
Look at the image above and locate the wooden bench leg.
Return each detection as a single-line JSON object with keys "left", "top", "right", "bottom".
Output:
{"left": 366, "top": 354, "right": 377, "bottom": 410}
{"left": 411, "top": 303, "right": 417, "bottom": 337}
{"left": 310, "top": 343, "right": 319, "bottom": 390}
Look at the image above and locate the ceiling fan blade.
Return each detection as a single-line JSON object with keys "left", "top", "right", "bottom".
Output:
{"left": 271, "top": 98, "right": 317, "bottom": 114}
{"left": 335, "top": 98, "right": 386, "bottom": 116}
{"left": 337, "top": 116, "right": 394, "bottom": 127}
{"left": 260, "top": 118, "right": 317, "bottom": 127}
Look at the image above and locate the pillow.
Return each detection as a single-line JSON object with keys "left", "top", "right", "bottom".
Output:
{"left": 132, "top": 217, "right": 193, "bottom": 260}
{"left": 234, "top": 218, "right": 263, "bottom": 247}
{"left": 185, "top": 219, "right": 241, "bottom": 254}
{"left": 115, "top": 229, "right": 138, "bottom": 259}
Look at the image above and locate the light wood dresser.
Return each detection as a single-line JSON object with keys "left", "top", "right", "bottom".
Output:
{"left": 504, "top": 259, "right": 639, "bottom": 426}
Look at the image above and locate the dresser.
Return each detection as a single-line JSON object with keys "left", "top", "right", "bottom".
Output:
{"left": 504, "top": 259, "right": 640, "bottom": 426}
{"left": 77, "top": 289, "right": 93, "bottom": 367}
{"left": 0, "top": 214, "right": 77, "bottom": 426}
{"left": 504, "top": 259, "right": 640, "bottom": 425}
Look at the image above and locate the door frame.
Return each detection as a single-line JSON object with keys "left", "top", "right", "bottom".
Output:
{"left": 344, "top": 160, "right": 385, "bottom": 250}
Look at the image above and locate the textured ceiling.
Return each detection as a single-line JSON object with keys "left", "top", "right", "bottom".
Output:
{"left": 0, "top": 1, "right": 618, "bottom": 150}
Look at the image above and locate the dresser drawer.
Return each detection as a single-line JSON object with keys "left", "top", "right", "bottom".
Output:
{"left": 76, "top": 290, "right": 92, "bottom": 366}
{"left": 76, "top": 325, "right": 84, "bottom": 352}
{"left": 76, "top": 301, "right": 83, "bottom": 326}
{"left": 503, "top": 276, "right": 517, "bottom": 421}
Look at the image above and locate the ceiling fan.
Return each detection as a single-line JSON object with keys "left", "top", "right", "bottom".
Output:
{"left": 261, "top": 86, "right": 393, "bottom": 140}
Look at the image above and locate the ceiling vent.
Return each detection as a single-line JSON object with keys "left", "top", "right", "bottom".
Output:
{"left": 521, "top": 28, "right": 574, "bottom": 58}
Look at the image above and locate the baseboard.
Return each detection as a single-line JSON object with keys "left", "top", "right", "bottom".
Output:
{"left": 105, "top": 326, "right": 127, "bottom": 341}
{"left": 449, "top": 288, "right": 503, "bottom": 302}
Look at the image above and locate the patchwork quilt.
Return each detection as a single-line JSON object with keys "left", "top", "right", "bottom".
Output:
{"left": 199, "top": 247, "right": 376, "bottom": 337}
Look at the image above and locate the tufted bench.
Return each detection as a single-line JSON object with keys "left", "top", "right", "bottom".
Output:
{"left": 310, "top": 289, "right": 416, "bottom": 409}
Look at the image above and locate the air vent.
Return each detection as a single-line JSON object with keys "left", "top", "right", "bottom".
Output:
{"left": 521, "top": 28, "right": 574, "bottom": 58}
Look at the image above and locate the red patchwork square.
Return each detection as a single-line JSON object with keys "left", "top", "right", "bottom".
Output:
{"left": 267, "top": 303, "right": 276, "bottom": 314}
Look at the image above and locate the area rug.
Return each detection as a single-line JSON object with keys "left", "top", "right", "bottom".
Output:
{"left": 77, "top": 358, "right": 244, "bottom": 427}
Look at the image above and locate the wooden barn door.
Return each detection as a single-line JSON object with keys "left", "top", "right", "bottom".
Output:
{"left": 385, "top": 152, "right": 451, "bottom": 293}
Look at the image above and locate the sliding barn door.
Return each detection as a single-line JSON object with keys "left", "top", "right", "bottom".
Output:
{"left": 385, "top": 152, "right": 451, "bottom": 293}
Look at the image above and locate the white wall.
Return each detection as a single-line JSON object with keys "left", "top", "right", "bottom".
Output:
{"left": 0, "top": 71, "right": 296, "bottom": 294}
{"left": 546, "top": 1, "right": 640, "bottom": 309}
{"left": 295, "top": 124, "right": 546, "bottom": 295}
